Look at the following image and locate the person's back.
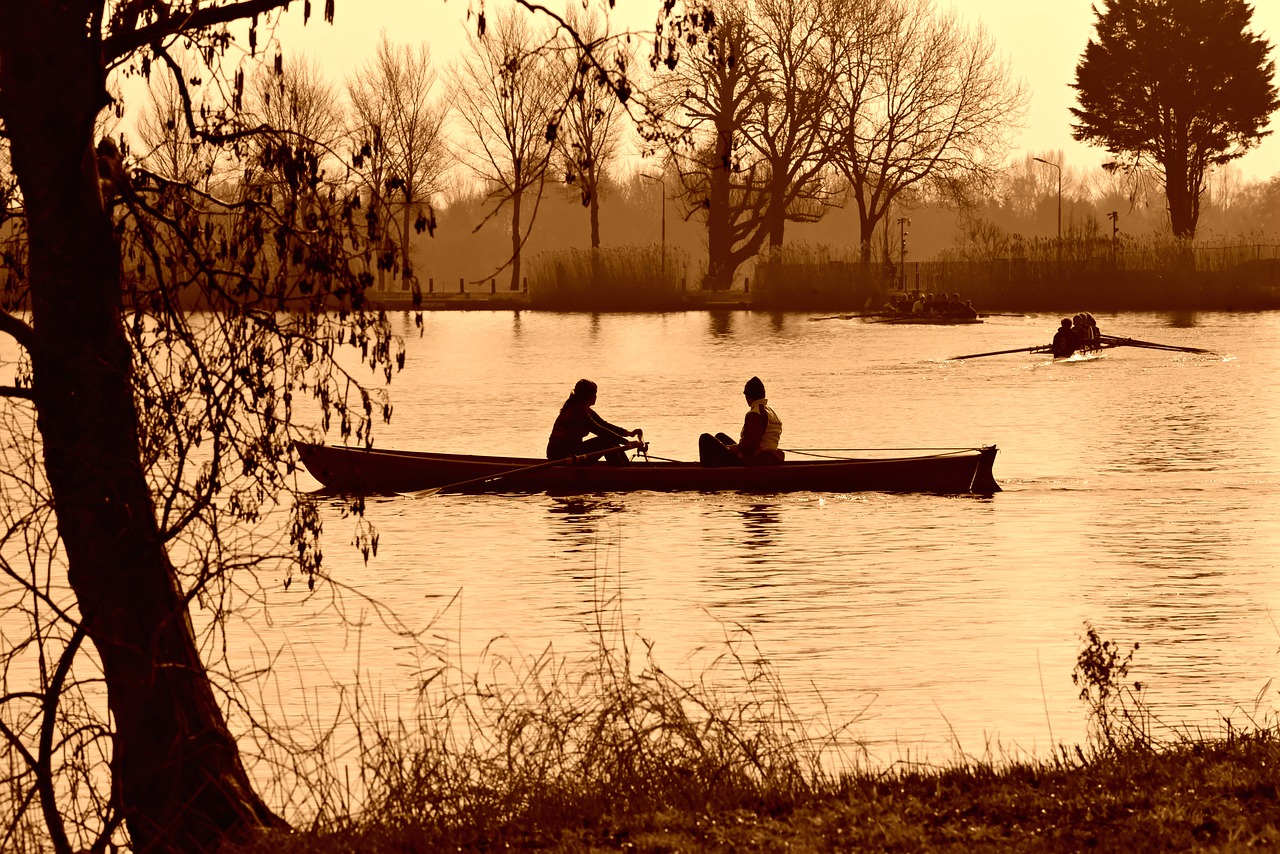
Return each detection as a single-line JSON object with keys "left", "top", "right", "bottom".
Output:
{"left": 1052, "top": 318, "right": 1076, "bottom": 358}
{"left": 738, "top": 377, "right": 784, "bottom": 466}
{"left": 698, "top": 376, "right": 784, "bottom": 467}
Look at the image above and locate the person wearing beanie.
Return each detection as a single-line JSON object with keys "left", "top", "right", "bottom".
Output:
{"left": 698, "top": 376, "right": 785, "bottom": 467}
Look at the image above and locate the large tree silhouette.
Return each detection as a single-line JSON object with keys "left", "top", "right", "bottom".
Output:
{"left": 1071, "top": 0, "right": 1279, "bottom": 239}
{"left": 0, "top": 2, "right": 420, "bottom": 850}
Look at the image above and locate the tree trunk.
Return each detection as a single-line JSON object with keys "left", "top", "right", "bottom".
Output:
{"left": 1164, "top": 160, "right": 1198, "bottom": 239}
{"left": 766, "top": 172, "right": 787, "bottom": 248}
{"left": 857, "top": 213, "right": 876, "bottom": 265}
{"left": 705, "top": 125, "right": 733, "bottom": 291}
{"left": 511, "top": 184, "right": 523, "bottom": 293}
{"left": 400, "top": 190, "right": 414, "bottom": 291}
{"left": 0, "top": 5, "right": 282, "bottom": 851}
{"left": 589, "top": 191, "right": 601, "bottom": 250}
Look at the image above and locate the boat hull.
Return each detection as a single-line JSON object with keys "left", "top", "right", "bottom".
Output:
{"left": 294, "top": 442, "right": 1001, "bottom": 496}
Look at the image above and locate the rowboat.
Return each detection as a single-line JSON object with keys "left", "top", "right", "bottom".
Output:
{"left": 869, "top": 315, "right": 983, "bottom": 325}
{"left": 294, "top": 441, "right": 1002, "bottom": 496}
{"left": 951, "top": 334, "right": 1213, "bottom": 362}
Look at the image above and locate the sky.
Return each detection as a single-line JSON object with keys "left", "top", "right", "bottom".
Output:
{"left": 265, "top": 0, "right": 1280, "bottom": 183}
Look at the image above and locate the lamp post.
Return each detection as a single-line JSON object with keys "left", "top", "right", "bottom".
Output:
{"left": 1107, "top": 210, "right": 1119, "bottom": 263}
{"left": 897, "top": 217, "right": 910, "bottom": 290}
{"left": 1033, "top": 157, "right": 1061, "bottom": 267}
{"left": 641, "top": 173, "right": 666, "bottom": 287}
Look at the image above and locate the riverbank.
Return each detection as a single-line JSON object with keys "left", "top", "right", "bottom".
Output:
{"left": 238, "top": 729, "right": 1280, "bottom": 851}
{"left": 228, "top": 622, "right": 1280, "bottom": 853}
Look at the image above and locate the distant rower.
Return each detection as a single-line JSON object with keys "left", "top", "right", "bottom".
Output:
{"left": 1052, "top": 319, "right": 1076, "bottom": 359}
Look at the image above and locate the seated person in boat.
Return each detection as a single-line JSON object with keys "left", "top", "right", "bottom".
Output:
{"left": 1072, "top": 313, "right": 1099, "bottom": 351}
{"left": 547, "top": 379, "right": 643, "bottom": 465}
{"left": 699, "top": 376, "right": 785, "bottom": 467}
{"left": 951, "top": 293, "right": 979, "bottom": 319}
{"left": 1052, "top": 318, "right": 1076, "bottom": 358}
{"left": 1084, "top": 312, "right": 1101, "bottom": 344}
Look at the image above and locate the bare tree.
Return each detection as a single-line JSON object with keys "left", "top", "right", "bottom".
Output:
{"left": 829, "top": 0, "right": 1027, "bottom": 263}
{"left": 0, "top": 3, "right": 397, "bottom": 850}
{"left": 649, "top": 1, "right": 771, "bottom": 291}
{"left": 134, "top": 55, "right": 225, "bottom": 188}
{"left": 349, "top": 34, "right": 448, "bottom": 293}
{"left": 246, "top": 54, "right": 347, "bottom": 299}
{"left": 347, "top": 45, "right": 399, "bottom": 289}
{"left": 745, "top": 0, "right": 844, "bottom": 248}
{"left": 451, "top": 7, "right": 562, "bottom": 292}
{"left": 553, "top": 8, "right": 626, "bottom": 249}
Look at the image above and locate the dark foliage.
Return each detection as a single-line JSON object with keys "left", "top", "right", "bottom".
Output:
{"left": 1071, "top": 0, "right": 1280, "bottom": 238}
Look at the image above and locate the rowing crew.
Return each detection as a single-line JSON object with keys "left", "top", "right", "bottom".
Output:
{"left": 1051, "top": 313, "right": 1102, "bottom": 359}
{"left": 547, "top": 376, "right": 784, "bottom": 468}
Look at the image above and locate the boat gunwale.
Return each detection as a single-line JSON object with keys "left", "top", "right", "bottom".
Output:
{"left": 296, "top": 442, "right": 996, "bottom": 470}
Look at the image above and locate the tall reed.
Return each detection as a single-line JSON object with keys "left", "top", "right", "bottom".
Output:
{"left": 751, "top": 244, "right": 884, "bottom": 310}
{"left": 526, "top": 246, "right": 691, "bottom": 310}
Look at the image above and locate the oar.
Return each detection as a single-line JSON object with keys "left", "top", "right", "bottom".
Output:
{"left": 408, "top": 439, "right": 645, "bottom": 497}
{"left": 1100, "top": 335, "right": 1214, "bottom": 355}
{"left": 948, "top": 344, "right": 1051, "bottom": 360}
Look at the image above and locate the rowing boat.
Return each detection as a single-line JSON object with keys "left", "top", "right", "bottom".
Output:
{"left": 869, "top": 315, "right": 983, "bottom": 325}
{"left": 294, "top": 442, "right": 1002, "bottom": 496}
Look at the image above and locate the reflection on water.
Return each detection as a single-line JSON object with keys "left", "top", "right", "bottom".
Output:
{"left": 738, "top": 502, "right": 780, "bottom": 563}
{"left": 546, "top": 496, "right": 625, "bottom": 555}
{"left": 708, "top": 310, "right": 734, "bottom": 338}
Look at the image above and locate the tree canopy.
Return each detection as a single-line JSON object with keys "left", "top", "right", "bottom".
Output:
{"left": 1071, "top": 0, "right": 1280, "bottom": 239}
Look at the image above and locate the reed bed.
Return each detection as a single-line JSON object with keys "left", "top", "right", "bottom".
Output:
{"left": 222, "top": 589, "right": 1280, "bottom": 851}
{"left": 751, "top": 244, "right": 884, "bottom": 311}
{"left": 223, "top": 548, "right": 854, "bottom": 852}
{"left": 926, "top": 233, "right": 1280, "bottom": 310}
{"left": 526, "top": 246, "right": 692, "bottom": 310}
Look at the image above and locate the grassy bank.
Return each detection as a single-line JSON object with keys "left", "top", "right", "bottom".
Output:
{"left": 239, "top": 733, "right": 1280, "bottom": 851}
{"left": 222, "top": 620, "right": 1280, "bottom": 853}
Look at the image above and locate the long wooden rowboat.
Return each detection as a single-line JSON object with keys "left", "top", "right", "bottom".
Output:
{"left": 294, "top": 442, "right": 1002, "bottom": 496}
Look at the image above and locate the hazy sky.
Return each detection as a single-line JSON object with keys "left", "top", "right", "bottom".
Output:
{"left": 270, "top": 0, "right": 1280, "bottom": 182}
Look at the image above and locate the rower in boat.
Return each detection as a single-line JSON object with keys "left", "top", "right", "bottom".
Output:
{"left": 547, "top": 379, "right": 644, "bottom": 466}
{"left": 1052, "top": 318, "right": 1077, "bottom": 358}
{"left": 699, "top": 376, "right": 785, "bottom": 467}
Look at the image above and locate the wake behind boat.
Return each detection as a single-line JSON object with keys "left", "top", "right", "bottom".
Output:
{"left": 293, "top": 441, "right": 1002, "bottom": 496}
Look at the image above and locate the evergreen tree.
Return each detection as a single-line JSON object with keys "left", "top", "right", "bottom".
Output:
{"left": 1071, "top": 0, "right": 1279, "bottom": 239}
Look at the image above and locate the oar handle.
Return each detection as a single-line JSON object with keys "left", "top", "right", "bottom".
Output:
{"left": 414, "top": 439, "right": 645, "bottom": 497}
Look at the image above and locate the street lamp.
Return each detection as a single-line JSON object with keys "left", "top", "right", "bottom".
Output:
{"left": 1033, "top": 157, "right": 1062, "bottom": 266}
{"left": 897, "top": 217, "right": 911, "bottom": 290}
{"left": 641, "top": 173, "right": 666, "bottom": 287}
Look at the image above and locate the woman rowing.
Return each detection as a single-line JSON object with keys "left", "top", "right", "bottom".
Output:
{"left": 546, "top": 379, "right": 643, "bottom": 466}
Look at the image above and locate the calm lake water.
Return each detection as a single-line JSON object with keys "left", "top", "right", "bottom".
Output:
{"left": 270, "top": 308, "right": 1280, "bottom": 766}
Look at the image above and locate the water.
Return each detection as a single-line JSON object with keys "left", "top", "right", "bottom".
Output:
{"left": 278, "top": 309, "right": 1280, "bottom": 764}
{"left": 2, "top": 309, "right": 1276, "bottom": 771}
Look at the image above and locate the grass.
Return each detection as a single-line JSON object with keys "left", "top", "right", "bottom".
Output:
{"left": 222, "top": 587, "right": 1280, "bottom": 853}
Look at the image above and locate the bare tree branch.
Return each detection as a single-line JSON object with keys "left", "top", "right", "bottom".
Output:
{"left": 103, "top": 0, "right": 293, "bottom": 62}
{"left": 0, "top": 309, "right": 33, "bottom": 351}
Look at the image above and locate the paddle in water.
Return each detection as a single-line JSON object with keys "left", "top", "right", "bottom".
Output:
{"left": 408, "top": 439, "right": 645, "bottom": 497}
{"left": 1099, "top": 335, "right": 1215, "bottom": 355}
